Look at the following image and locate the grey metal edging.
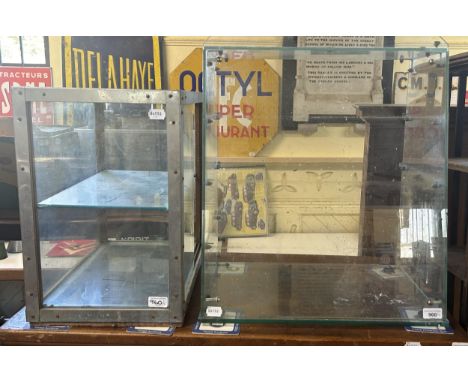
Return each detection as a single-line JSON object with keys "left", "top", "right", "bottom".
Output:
{"left": 184, "top": 247, "right": 202, "bottom": 309}
{"left": 181, "top": 91, "right": 203, "bottom": 104}
{"left": 166, "top": 93, "right": 184, "bottom": 324}
{"left": 18, "top": 87, "right": 177, "bottom": 104}
{"left": 12, "top": 88, "right": 43, "bottom": 322}
{"left": 40, "top": 308, "right": 171, "bottom": 324}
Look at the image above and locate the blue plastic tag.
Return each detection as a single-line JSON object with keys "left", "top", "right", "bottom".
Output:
{"left": 192, "top": 312, "right": 240, "bottom": 335}
{"left": 127, "top": 326, "right": 174, "bottom": 336}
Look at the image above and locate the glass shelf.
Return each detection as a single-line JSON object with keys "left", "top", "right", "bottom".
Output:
{"left": 38, "top": 170, "right": 168, "bottom": 211}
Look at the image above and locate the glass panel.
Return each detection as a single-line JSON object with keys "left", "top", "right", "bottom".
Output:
{"left": 201, "top": 44, "right": 448, "bottom": 324}
{"left": 0, "top": 36, "right": 22, "bottom": 63}
{"left": 32, "top": 101, "right": 170, "bottom": 308}
{"left": 182, "top": 103, "right": 198, "bottom": 294}
{"left": 21, "top": 36, "right": 46, "bottom": 65}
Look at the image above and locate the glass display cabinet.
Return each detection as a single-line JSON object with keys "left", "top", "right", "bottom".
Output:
{"left": 201, "top": 41, "right": 449, "bottom": 325}
{"left": 13, "top": 87, "right": 202, "bottom": 326}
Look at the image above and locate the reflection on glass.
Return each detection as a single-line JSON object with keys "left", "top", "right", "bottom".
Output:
{"left": 202, "top": 45, "right": 448, "bottom": 324}
{"left": 33, "top": 101, "right": 171, "bottom": 308}
{"left": 183, "top": 104, "right": 197, "bottom": 292}
{"left": 400, "top": 208, "right": 447, "bottom": 259}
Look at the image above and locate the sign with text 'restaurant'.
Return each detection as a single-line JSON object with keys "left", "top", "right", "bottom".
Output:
{"left": 215, "top": 58, "right": 279, "bottom": 157}
{"left": 0, "top": 66, "right": 53, "bottom": 122}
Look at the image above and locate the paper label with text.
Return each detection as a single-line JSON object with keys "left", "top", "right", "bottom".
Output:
{"left": 423, "top": 308, "right": 443, "bottom": 320}
{"left": 148, "top": 296, "right": 168, "bottom": 308}
{"left": 206, "top": 306, "right": 223, "bottom": 317}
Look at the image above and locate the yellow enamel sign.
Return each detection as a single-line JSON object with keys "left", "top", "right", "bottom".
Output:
{"left": 169, "top": 48, "right": 202, "bottom": 92}
{"left": 170, "top": 49, "right": 279, "bottom": 157}
{"left": 62, "top": 36, "right": 162, "bottom": 89}
{"left": 215, "top": 59, "right": 279, "bottom": 157}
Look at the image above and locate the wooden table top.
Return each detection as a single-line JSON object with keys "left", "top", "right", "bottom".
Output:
{"left": 1, "top": 278, "right": 467, "bottom": 345}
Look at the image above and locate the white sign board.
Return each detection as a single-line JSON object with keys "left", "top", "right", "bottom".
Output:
{"left": 293, "top": 36, "right": 384, "bottom": 119}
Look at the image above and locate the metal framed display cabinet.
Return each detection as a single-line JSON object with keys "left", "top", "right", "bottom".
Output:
{"left": 201, "top": 41, "right": 449, "bottom": 325}
{"left": 13, "top": 87, "right": 202, "bottom": 326}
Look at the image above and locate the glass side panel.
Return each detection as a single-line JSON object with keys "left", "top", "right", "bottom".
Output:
{"left": 182, "top": 103, "right": 199, "bottom": 294}
{"left": 201, "top": 45, "right": 448, "bottom": 324}
{"left": 32, "top": 101, "right": 170, "bottom": 308}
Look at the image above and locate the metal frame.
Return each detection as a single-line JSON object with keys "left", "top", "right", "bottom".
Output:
{"left": 166, "top": 92, "right": 184, "bottom": 323}
{"left": 12, "top": 87, "right": 202, "bottom": 326}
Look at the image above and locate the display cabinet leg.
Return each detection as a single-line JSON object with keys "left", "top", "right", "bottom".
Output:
{"left": 0, "top": 241, "right": 7, "bottom": 260}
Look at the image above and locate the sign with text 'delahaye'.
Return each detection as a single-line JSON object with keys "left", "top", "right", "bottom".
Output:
{"left": 62, "top": 36, "right": 162, "bottom": 90}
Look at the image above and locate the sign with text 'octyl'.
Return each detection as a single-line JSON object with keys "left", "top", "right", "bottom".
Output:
{"left": 215, "top": 59, "right": 279, "bottom": 157}
{"left": 172, "top": 49, "right": 280, "bottom": 157}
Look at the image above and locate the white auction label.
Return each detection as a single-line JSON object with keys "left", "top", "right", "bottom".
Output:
{"left": 148, "top": 108, "right": 166, "bottom": 120}
{"left": 423, "top": 308, "right": 443, "bottom": 320}
{"left": 206, "top": 306, "right": 223, "bottom": 317}
{"left": 148, "top": 296, "right": 168, "bottom": 308}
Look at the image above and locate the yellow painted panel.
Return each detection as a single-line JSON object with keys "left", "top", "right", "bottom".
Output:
{"left": 152, "top": 36, "right": 162, "bottom": 89}
{"left": 47, "top": 36, "right": 63, "bottom": 87}
{"left": 63, "top": 36, "right": 72, "bottom": 88}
